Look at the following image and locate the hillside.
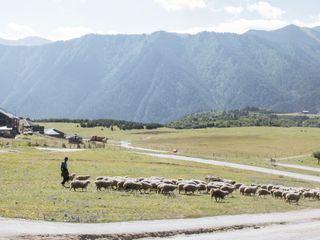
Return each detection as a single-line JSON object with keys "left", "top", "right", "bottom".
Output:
{"left": 167, "top": 108, "right": 320, "bottom": 129}
{"left": 1, "top": 25, "right": 320, "bottom": 123}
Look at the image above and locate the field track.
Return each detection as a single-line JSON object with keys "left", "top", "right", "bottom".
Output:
{"left": 1, "top": 209, "right": 320, "bottom": 239}
{"left": 119, "top": 142, "right": 320, "bottom": 183}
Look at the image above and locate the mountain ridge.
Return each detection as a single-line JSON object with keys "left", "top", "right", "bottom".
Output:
{"left": 1, "top": 25, "right": 320, "bottom": 123}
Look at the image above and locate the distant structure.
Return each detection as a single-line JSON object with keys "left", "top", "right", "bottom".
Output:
{"left": 44, "top": 128, "right": 65, "bottom": 138}
{"left": 302, "top": 110, "right": 310, "bottom": 114}
{"left": 19, "top": 119, "right": 44, "bottom": 134}
{"left": 0, "top": 108, "right": 19, "bottom": 138}
{"left": 67, "top": 134, "right": 83, "bottom": 144}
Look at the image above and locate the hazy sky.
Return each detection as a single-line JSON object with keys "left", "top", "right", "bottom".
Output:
{"left": 0, "top": 0, "right": 319, "bottom": 40}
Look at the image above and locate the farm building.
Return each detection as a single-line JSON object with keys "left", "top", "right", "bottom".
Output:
{"left": 44, "top": 128, "right": 65, "bottom": 138}
{"left": 67, "top": 134, "right": 83, "bottom": 144}
{"left": 19, "top": 119, "right": 44, "bottom": 134}
{"left": 0, "top": 108, "right": 19, "bottom": 138}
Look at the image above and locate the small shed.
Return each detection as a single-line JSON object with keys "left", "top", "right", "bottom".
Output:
{"left": 0, "top": 126, "right": 15, "bottom": 138}
{"left": 19, "top": 119, "right": 44, "bottom": 134}
{"left": 0, "top": 108, "right": 19, "bottom": 137}
{"left": 67, "top": 134, "right": 83, "bottom": 144}
{"left": 44, "top": 128, "right": 65, "bottom": 138}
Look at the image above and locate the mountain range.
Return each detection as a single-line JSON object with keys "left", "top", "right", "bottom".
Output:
{"left": 1, "top": 25, "right": 320, "bottom": 123}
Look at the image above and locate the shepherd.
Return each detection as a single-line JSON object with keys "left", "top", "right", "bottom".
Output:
{"left": 61, "top": 157, "right": 69, "bottom": 186}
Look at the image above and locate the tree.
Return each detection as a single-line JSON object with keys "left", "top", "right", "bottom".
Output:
{"left": 313, "top": 151, "right": 320, "bottom": 165}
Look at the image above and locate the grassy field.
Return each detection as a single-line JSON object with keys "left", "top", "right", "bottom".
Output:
{"left": 39, "top": 123, "right": 320, "bottom": 174}
{"left": 41, "top": 124, "right": 320, "bottom": 154}
{"left": 1, "top": 124, "right": 320, "bottom": 223}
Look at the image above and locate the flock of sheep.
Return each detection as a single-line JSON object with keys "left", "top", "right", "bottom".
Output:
{"left": 67, "top": 174, "right": 320, "bottom": 204}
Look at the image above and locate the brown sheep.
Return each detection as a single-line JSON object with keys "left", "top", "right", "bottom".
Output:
{"left": 123, "top": 181, "right": 142, "bottom": 193}
{"left": 141, "top": 181, "right": 152, "bottom": 193}
{"left": 220, "top": 185, "right": 235, "bottom": 194}
{"left": 68, "top": 173, "right": 76, "bottom": 182}
{"left": 272, "top": 190, "right": 284, "bottom": 199}
{"left": 257, "top": 189, "right": 270, "bottom": 198}
{"left": 303, "top": 191, "right": 316, "bottom": 199}
{"left": 285, "top": 193, "right": 301, "bottom": 203}
{"left": 75, "top": 175, "right": 90, "bottom": 181}
{"left": 210, "top": 189, "right": 229, "bottom": 202}
{"left": 234, "top": 183, "right": 243, "bottom": 189}
{"left": 183, "top": 184, "right": 199, "bottom": 195}
{"left": 178, "top": 183, "right": 186, "bottom": 194}
{"left": 117, "top": 180, "right": 126, "bottom": 190}
{"left": 197, "top": 183, "right": 207, "bottom": 193}
{"left": 239, "top": 185, "right": 247, "bottom": 195}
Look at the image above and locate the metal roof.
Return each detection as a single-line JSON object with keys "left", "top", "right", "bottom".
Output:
{"left": 0, "top": 108, "right": 17, "bottom": 119}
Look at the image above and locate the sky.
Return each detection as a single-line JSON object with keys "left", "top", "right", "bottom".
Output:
{"left": 0, "top": 0, "right": 320, "bottom": 41}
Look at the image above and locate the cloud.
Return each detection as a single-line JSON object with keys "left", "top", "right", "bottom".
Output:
{"left": 224, "top": 5, "right": 244, "bottom": 15}
{"left": 174, "top": 18, "right": 288, "bottom": 34}
{"left": 291, "top": 13, "right": 320, "bottom": 28}
{"left": 154, "top": 0, "right": 206, "bottom": 11}
{"left": 0, "top": 23, "right": 37, "bottom": 40}
{"left": 212, "top": 18, "right": 287, "bottom": 33}
{"left": 247, "top": 1, "right": 285, "bottom": 19}
{"left": 48, "top": 26, "right": 95, "bottom": 40}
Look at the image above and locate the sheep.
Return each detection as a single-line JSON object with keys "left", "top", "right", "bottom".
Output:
{"left": 244, "top": 186, "right": 258, "bottom": 196}
{"left": 150, "top": 181, "right": 161, "bottom": 192}
{"left": 183, "top": 184, "right": 199, "bottom": 195}
{"left": 158, "top": 184, "right": 177, "bottom": 195}
{"left": 205, "top": 175, "right": 222, "bottom": 183}
{"left": 220, "top": 185, "right": 235, "bottom": 195}
{"left": 110, "top": 179, "right": 119, "bottom": 189}
{"left": 95, "top": 180, "right": 113, "bottom": 191}
{"left": 267, "top": 184, "right": 274, "bottom": 191}
{"left": 96, "top": 176, "right": 107, "bottom": 181}
{"left": 123, "top": 181, "right": 142, "bottom": 193}
{"left": 282, "top": 191, "right": 290, "bottom": 199}
{"left": 222, "top": 179, "right": 236, "bottom": 185}
{"left": 303, "top": 191, "right": 316, "bottom": 200}
{"left": 272, "top": 190, "right": 284, "bottom": 199}
{"left": 117, "top": 180, "right": 126, "bottom": 190}
{"left": 197, "top": 183, "right": 207, "bottom": 193}
{"left": 68, "top": 173, "right": 76, "bottom": 182}
{"left": 260, "top": 184, "right": 268, "bottom": 190}
{"left": 285, "top": 193, "right": 301, "bottom": 203}
{"left": 206, "top": 184, "right": 220, "bottom": 193}
{"left": 234, "top": 183, "right": 243, "bottom": 190}
{"left": 140, "top": 181, "right": 152, "bottom": 193}
{"left": 178, "top": 183, "right": 186, "bottom": 194}
{"left": 210, "top": 189, "right": 229, "bottom": 202}
{"left": 239, "top": 185, "right": 247, "bottom": 195}
{"left": 70, "top": 180, "right": 90, "bottom": 191}
{"left": 75, "top": 175, "right": 90, "bottom": 181}
{"left": 257, "top": 189, "right": 270, "bottom": 198}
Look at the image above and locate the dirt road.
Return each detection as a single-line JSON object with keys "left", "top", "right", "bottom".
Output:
{"left": 1, "top": 209, "right": 320, "bottom": 239}
{"left": 142, "top": 220, "right": 320, "bottom": 240}
{"left": 276, "top": 162, "right": 320, "bottom": 173}
{"left": 138, "top": 152, "right": 320, "bottom": 183}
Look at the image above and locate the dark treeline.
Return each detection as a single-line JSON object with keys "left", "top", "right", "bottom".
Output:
{"left": 167, "top": 107, "right": 320, "bottom": 129}
{"left": 36, "top": 118, "right": 163, "bottom": 130}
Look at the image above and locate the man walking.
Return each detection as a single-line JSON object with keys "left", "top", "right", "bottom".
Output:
{"left": 61, "top": 157, "right": 69, "bottom": 186}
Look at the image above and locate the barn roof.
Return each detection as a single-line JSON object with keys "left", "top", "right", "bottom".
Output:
{"left": 0, "top": 108, "right": 17, "bottom": 119}
{"left": 20, "top": 119, "right": 39, "bottom": 127}
{"left": 44, "top": 128, "right": 65, "bottom": 136}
